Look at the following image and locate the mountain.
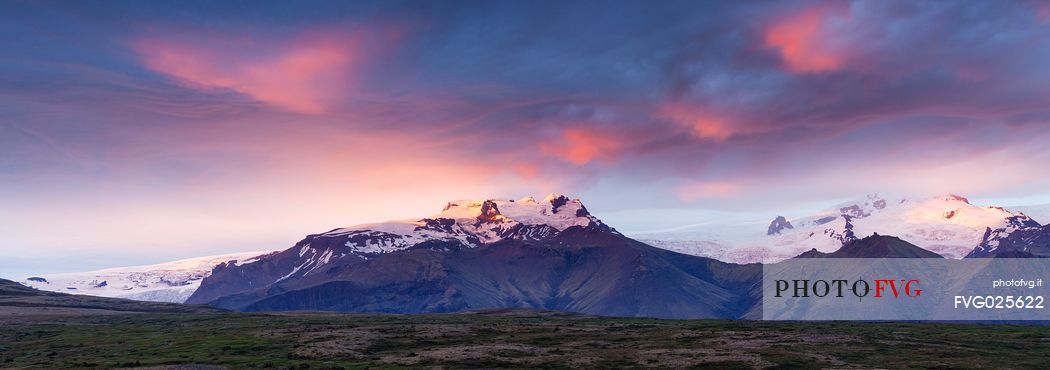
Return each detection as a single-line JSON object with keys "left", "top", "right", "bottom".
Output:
{"left": 766, "top": 216, "right": 793, "bottom": 235}
{"left": 966, "top": 224, "right": 1050, "bottom": 258}
{"left": 0, "top": 278, "right": 223, "bottom": 315}
{"left": 796, "top": 234, "right": 944, "bottom": 258}
{"left": 189, "top": 195, "right": 607, "bottom": 304}
{"left": 18, "top": 250, "right": 276, "bottom": 303}
{"left": 635, "top": 194, "right": 1042, "bottom": 263}
{"left": 188, "top": 195, "right": 762, "bottom": 319}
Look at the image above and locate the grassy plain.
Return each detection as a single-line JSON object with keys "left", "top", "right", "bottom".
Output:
{"left": 1, "top": 309, "right": 1048, "bottom": 369}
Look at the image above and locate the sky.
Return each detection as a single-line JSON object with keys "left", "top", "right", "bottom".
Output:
{"left": 3, "top": 0, "right": 1050, "bottom": 276}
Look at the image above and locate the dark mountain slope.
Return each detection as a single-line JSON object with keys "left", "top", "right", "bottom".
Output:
{"left": 190, "top": 196, "right": 762, "bottom": 319}
{"left": 796, "top": 234, "right": 943, "bottom": 258}
{"left": 190, "top": 196, "right": 602, "bottom": 305}
{"left": 188, "top": 241, "right": 364, "bottom": 305}
{"left": 966, "top": 224, "right": 1050, "bottom": 258}
{"left": 210, "top": 226, "right": 761, "bottom": 319}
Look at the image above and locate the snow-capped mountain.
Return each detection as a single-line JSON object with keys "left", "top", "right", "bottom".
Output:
{"left": 966, "top": 220, "right": 1050, "bottom": 258}
{"left": 634, "top": 194, "right": 1043, "bottom": 263}
{"left": 19, "top": 250, "right": 276, "bottom": 303}
{"left": 189, "top": 194, "right": 615, "bottom": 304}
{"left": 24, "top": 192, "right": 1043, "bottom": 307}
{"left": 320, "top": 194, "right": 612, "bottom": 257}
{"left": 188, "top": 194, "right": 761, "bottom": 319}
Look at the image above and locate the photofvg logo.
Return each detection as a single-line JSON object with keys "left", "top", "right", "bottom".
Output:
{"left": 762, "top": 259, "right": 1049, "bottom": 321}
{"left": 774, "top": 278, "right": 922, "bottom": 299}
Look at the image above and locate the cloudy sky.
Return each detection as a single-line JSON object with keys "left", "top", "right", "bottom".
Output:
{"left": 3, "top": 0, "right": 1050, "bottom": 275}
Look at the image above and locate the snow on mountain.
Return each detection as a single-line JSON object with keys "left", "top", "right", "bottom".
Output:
{"left": 633, "top": 194, "right": 1042, "bottom": 263}
{"left": 766, "top": 216, "right": 794, "bottom": 235}
{"left": 190, "top": 196, "right": 762, "bottom": 319}
{"left": 308, "top": 194, "right": 610, "bottom": 258}
{"left": 21, "top": 194, "right": 607, "bottom": 305}
{"left": 188, "top": 194, "right": 617, "bottom": 304}
{"left": 22, "top": 192, "right": 1040, "bottom": 304}
{"left": 18, "top": 250, "right": 276, "bottom": 303}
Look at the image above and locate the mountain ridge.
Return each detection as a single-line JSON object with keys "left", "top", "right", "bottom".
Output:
{"left": 637, "top": 194, "right": 1042, "bottom": 263}
{"left": 222, "top": 226, "right": 762, "bottom": 319}
{"left": 188, "top": 195, "right": 764, "bottom": 319}
{"left": 796, "top": 234, "right": 944, "bottom": 259}
{"left": 18, "top": 193, "right": 1048, "bottom": 308}
{"left": 190, "top": 194, "right": 612, "bottom": 304}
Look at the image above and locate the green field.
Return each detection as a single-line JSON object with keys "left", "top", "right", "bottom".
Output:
{"left": 1, "top": 310, "right": 1047, "bottom": 369}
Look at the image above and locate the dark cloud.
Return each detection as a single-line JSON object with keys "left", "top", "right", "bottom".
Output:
{"left": 2, "top": 0, "right": 1049, "bottom": 205}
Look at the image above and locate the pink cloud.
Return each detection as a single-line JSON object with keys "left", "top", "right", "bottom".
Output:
{"left": 540, "top": 128, "right": 626, "bottom": 165}
{"left": 764, "top": 4, "right": 850, "bottom": 73}
{"left": 658, "top": 103, "right": 737, "bottom": 141}
{"left": 675, "top": 181, "right": 741, "bottom": 202}
{"left": 1039, "top": 2, "right": 1050, "bottom": 23}
{"left": 134, "top": 29, "right": 383, "bottom": 114}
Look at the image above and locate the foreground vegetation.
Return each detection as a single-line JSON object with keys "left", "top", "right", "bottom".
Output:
{"left": 0, "top": 309, "right": 1048, "bottom": 369}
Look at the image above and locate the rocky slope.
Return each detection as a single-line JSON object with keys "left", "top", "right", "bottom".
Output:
{"left": 967, "top": 224, "right": 1050, "bottom": 258}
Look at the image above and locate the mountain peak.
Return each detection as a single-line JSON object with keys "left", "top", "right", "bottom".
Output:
{"left": 477, "top": 200, "right": 510, "bottom": 222}
{"left": 767, "top": 216, "right": 794, "bottom": 235}
{"left": 435, "top": 195, "right": 592, "bottom": 225}
{"left": 797, "top": 234, "right": 943, "bottom": 259}
{"left": 305, "top": 195, "right": 612, "bottom": 263}
{"left": 941, "top": 194, "right": 971, "bottom": 204}
{"left": 190, "top": 195, "right": 619, "bottom": 304}
{"left": 541, "top": 193, "right": 566, "bottom": 204}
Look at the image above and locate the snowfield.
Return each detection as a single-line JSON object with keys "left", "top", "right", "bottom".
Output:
{"left": 312, "top": 194, "right": 606, "bottom": 257}
{"left": 19, "top": 250, "right": 276, "bottom": 303}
